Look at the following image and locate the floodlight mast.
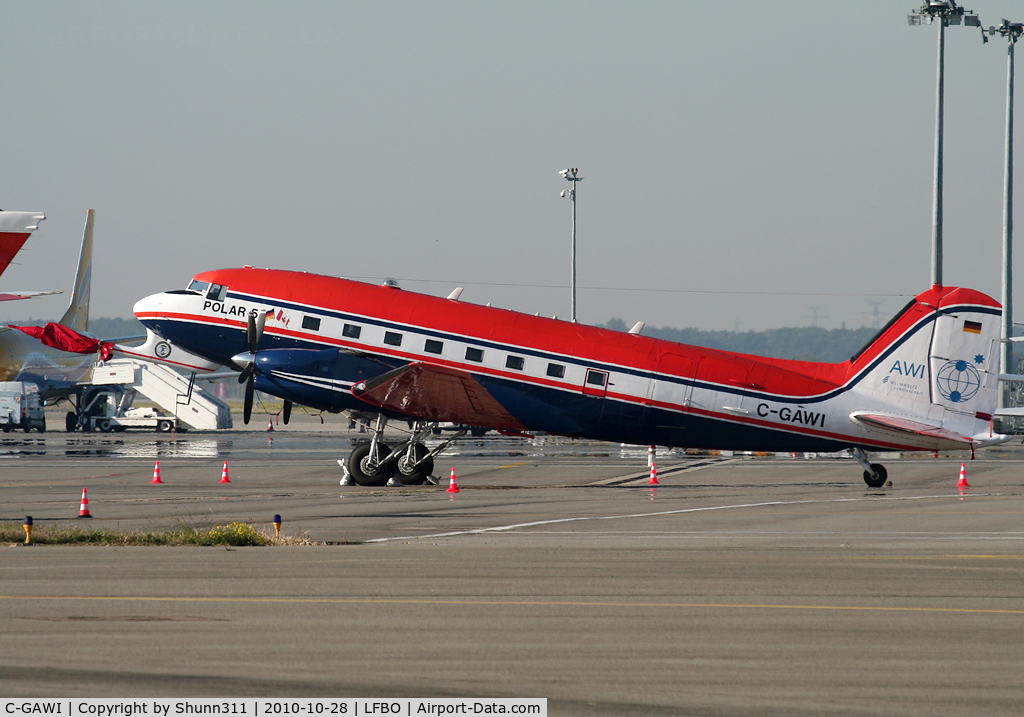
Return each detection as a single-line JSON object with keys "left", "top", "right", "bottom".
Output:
{"left": 984, "top": 19, "right": 1024, "bottom": 404}
{"left": 908, "top": 1, "right": 982, "bottom": 288}
{"left": 559, "top": 168, "right": 582, "bottom": 322}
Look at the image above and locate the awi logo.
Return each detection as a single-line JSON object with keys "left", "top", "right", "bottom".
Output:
{"left": 935, "top": 359, "right": 982, "bottom": 403}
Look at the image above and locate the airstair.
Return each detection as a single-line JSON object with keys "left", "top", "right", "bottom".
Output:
{"left": 90, "top": 359, "right": 233, "bottom": 430}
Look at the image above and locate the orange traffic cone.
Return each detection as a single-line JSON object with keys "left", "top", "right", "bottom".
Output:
{"left": 447, "top": 467, "right": 460, "bottom": 494}
{"left": 267, "top": 419, "right": 274, "bottom": 432}
{"left": 150, "top": 461, "right": 163, "bottom": 484}
{"left": 648, "top": 460, "right": 659, "bottom": 485}
{"left": 77, "top": 488, "right": 92, "bottom": 518}
{"left": 957, "top": 462, "right": 970, "bottom": 489}
{"left": 219, "top": 461, "right": 231, "bottom": 483}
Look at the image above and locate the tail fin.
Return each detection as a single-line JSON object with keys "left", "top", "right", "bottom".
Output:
{"left": 850, "top": 286, "right": 1001, "bottom": 420}
{"left": 58, "top": 210, "right": 94, "bottom": 332}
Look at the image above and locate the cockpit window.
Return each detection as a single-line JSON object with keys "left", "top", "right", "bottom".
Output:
{"left": 187, "top": 279, "right": 210, "bottom": 294}
{"left": 206, "top": 284, "right": 227, "bottom": 301}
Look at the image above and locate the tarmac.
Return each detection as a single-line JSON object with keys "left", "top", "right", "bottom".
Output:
{"left": 2, "top": 411, "right": 1023, "bottom": 716}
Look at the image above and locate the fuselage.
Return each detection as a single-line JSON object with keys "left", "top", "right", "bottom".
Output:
{"left": 134, "top": 268, "right": 1007, "bottom": 453}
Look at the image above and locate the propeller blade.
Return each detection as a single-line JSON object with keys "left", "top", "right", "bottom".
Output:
{"left": 256, "top": 310, "right": 268, "bottom": 344}
{"left": 243, "top": 375, "right": 254, "bottom": 424}
{"left": 238, "top": 363, "right": 253, "bottom": 385}
{"left": 283, "top": 400, "right": 292, "bottom": 425}
{"left": 246, "top": 313, "right": 258, "bottom": 354}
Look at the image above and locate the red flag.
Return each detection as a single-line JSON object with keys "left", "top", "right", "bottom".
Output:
{"left": 9, "top": 322, "right": 103, "bottom": 355}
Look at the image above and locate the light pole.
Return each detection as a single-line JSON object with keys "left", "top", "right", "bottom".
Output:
{"left": 559, "top": 168, "right": 582, "bottom": 322}
{"left": 984, "top": 19, "right": 1024, "bottom": 403}
{"left": 908, "top": 1, "right": 982, "bottom": 287}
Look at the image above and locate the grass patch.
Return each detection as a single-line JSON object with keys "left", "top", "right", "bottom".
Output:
{"left": 3, "top": 521, "right": 323, "bottom": 546}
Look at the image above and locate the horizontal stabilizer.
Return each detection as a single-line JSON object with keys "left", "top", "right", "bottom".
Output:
{"left": 352, "top": 361, "right": 528, "bottom": 431}
{"left": 994, "top": 407, "right": 1024, "bottom": 417}
{"left": 850, "top": 412, "right": 971, "bottom": 443}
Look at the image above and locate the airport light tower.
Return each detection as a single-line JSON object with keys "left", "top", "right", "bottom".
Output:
{"left": 559, "top": 168, "right": 582, "bottom": 322}
{"left": 908, "top": 1, "right": 982, "bottom": 287}
{"left": 984, "top": 19, "right": 1024, "bottom": 401}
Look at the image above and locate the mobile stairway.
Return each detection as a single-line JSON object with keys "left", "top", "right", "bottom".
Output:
{"left": 89, "top": 359, "right": 233, "bottom": 431}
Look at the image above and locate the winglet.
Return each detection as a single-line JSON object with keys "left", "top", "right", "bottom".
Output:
{"left": 58, "top": 210, "right": 94, "bottom": 332}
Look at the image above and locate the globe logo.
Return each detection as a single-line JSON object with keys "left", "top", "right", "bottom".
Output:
{"left": 936, "top": 359, "right": 981, "bottom": 403}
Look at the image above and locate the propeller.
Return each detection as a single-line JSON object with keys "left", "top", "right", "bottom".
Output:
{"left": 234, "top": 309, "right": 272, "bottom": 424}
{"left": 283, "top": 400, "right": 292, "bottom": 425}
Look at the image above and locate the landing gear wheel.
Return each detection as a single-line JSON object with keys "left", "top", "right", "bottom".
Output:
{"left": 65, "top": 411, "right": 78, "bottom": 432}
{"left": 347, "top": 442, "right": 395, "bottom": 487}
{"left": 396, "top": 443, "right": 434, "bottom": 485}
{"left": 863, "top": 463, "right": 887, "bottom": 488}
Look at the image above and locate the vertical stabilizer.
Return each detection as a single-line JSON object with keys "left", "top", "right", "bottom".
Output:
{"left": 58, "top": 210, "right": 94, "bottom": 332}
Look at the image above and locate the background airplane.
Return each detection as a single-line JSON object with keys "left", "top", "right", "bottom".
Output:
{"left": 131, "top": 267, "right": 1011, "bottom": 488}
{"left": 0, "top": 210, "right": 106, "bottom": 431}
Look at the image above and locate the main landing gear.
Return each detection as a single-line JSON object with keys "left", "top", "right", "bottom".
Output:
{"left": 850, "top": 448, "right": 887, "bottom": 489}
{"left": 343, "top": 415, "right": 467, "bottom": 487}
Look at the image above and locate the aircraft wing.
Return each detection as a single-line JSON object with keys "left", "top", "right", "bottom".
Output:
{"left": 849, "top": 412, "right": 972, "bottom": 443}
{"left": 351, "top": 361, "right": 529, "bottom": 432}
{"left": 0, "top": 290, "right": 61, "bottom": 303}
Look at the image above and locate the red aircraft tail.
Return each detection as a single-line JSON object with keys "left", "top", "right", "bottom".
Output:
{"left": 0, "top": 211, "right": 46, "bottom": 279}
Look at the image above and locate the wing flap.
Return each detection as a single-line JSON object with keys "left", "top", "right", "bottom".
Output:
{"left": 352, "top": 362, "right": 528, "bottom": 431}
{"left": 850, "top": 412, "right": 971, "bottom": 443}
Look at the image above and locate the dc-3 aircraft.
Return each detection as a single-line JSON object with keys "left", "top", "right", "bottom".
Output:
{"left": 130, "top": 266, "right": 1013, "bottom": 488}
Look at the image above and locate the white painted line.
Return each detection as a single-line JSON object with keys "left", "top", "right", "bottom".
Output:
{"left": 365, "top": 493, "right": 1007, "bottom": 543}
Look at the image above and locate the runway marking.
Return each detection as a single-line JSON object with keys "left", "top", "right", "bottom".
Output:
{"left": 1, "top": 594, "right": 1021, "bottom": 615}
{"left": 366, "top": 493, "right": 1016, "bottom": 543}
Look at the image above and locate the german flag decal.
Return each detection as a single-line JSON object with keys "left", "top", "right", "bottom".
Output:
{"left": 964, "top": 320, "right": 982, "bottom": 334}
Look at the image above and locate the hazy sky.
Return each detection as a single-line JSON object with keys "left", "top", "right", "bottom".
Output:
{"left": 2, "top": 1, "right": 1023, "bottom": 332}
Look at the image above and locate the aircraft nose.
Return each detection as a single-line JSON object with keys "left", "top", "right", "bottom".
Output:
{"left": 133, "top": 292, "right": 165, "bottom": 318}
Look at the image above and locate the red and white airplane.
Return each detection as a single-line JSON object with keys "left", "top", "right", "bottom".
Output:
{"left": 130, "top": 268, "right": 1010, "bottom": 487}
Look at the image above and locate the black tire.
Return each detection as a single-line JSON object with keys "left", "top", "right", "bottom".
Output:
{"left": 22, "top": 422, "right": 31, "bottom": 433}
{"left": 66, "top": 411, "right": 78, "bottom": 432}
{"left": 347, "top": 442, "right": 395, "bottom": 487}
{"left": 863, "top": 463, "right": 888, "bottom": 488}
{"left": 97, "top": 418, "right": 113, "bottom": 433}
{"left": 396, "top": 442, "right": 434, "bottom": 485}
{"left": 37, "top": 419, "right": 45, "bottom": 434}
{"left": 157, "top": 420, "right": 173, "bottom": 432}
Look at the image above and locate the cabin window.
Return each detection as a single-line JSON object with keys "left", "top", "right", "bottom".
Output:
{"left": 586, "top": 369, "right": 608, "bottom": 387}
{"left": 505, "top": 355, "right": 525, "bottom": 371}
{"left": 547, "top": 363, "right": 565, "bottom": 378}
{"left": 187, "top": 279, "right": 210, "bottom": 294}
{"left": 384, "top": 331, "right": 403, "bottom": 347}
{"left": 343, "top": 324, "right": 362, "bottom": 339}
{"left": 425, "top": 339, "right": 443, "bottom": 355}
{"left": 466, "top": 347, "right": 484, "bottom": 363}
{"left": 302, "top": 315, "right": 321, "bottom": 331}
{"left": 206, "top": 284, "right": 227, "bottom": 301}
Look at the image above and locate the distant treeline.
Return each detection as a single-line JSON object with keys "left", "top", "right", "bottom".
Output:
{"left": 4, "top": 316, "right": 147, "bottom": 340}
{"left": 602, "top": 318, "right": 879, "bottom": 363}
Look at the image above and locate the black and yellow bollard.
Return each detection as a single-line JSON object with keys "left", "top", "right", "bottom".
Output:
{"left": 273, "top": 514, "right": 281, "bottom": 538}
{"left": 23, "top": 516, "right": 32, "bottom": 545}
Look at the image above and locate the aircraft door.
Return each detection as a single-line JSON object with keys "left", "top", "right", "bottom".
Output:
{"left": 645, "top": 353, "right": 696, "bottom": 428}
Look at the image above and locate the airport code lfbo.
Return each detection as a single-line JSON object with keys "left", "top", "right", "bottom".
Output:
{"left": 2, "top": 702, "right": 546, "bottom": 717}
